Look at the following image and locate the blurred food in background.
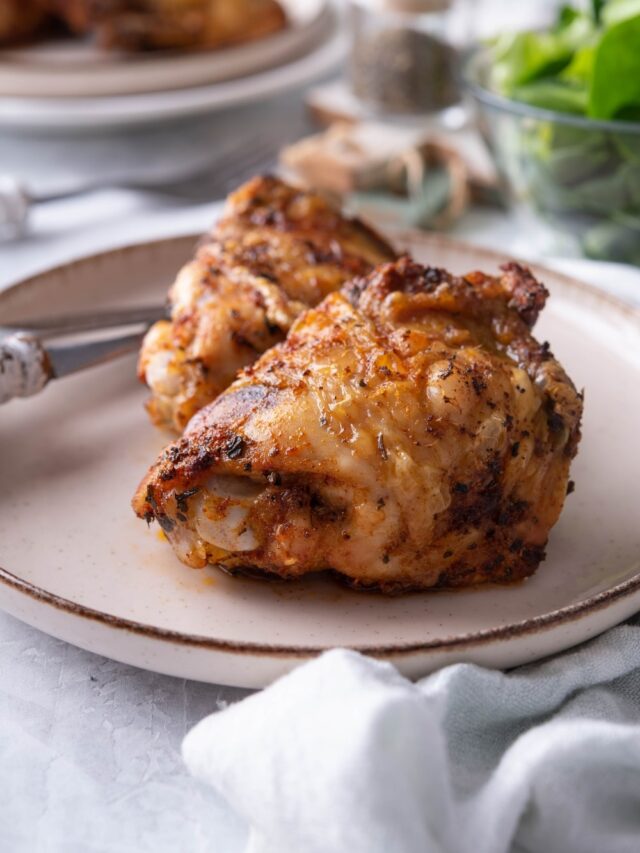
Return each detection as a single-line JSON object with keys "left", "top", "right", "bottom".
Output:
{"left": 282, "top": 1, "right": 498, "bottom": 235}
{"left": 0, "top": 0, "right": 288, "bottom": 51}
{"left": 280, "top": 121, "right": 499, "bottom": 231}
{"left": 0, "top": 0, "right": 337, "bottom": 218}
{"left": 3, "top": 0, "right": 640, "bottom": 270}
{"left": 465, "top": 0, "right": 640, "bottom": 264}
{"left": 0, "top": 2, "right": 49, "bottom": 46}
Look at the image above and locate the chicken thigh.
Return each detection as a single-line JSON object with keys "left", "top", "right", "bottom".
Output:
{"left": 48, "top": 0, "right": 288, "bottom": 51}
{"left": 133, "top": 257, "right": 582, "bottom": 593}
{"left": 0, "top": 0, "right": 49, "bottom": 44}
{"left": 138, "top": 176, "right": 396, "bottom": 431}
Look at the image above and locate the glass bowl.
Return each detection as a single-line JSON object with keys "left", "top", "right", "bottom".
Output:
{"left": 463, "top": 48, "right": 640, "bottom": 265}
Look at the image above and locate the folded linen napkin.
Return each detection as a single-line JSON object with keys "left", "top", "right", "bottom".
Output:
{"left": 183, "top": 618, "right": 640, "bottom": 853}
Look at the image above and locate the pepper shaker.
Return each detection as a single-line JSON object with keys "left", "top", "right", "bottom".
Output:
{"left": 348, "top": 0, "right": 467, "bottom": 116}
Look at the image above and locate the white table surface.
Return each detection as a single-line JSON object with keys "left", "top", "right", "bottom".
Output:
{"left": 1, "top": 110, "right": 639, "bottom": 853}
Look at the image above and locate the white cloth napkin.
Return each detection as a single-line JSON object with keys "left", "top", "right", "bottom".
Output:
{"left": 183, "top": 622, "right": 640, "bottom": 853}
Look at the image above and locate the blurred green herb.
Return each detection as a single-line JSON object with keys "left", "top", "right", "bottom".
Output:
{"left": 592, "top": 0, "right": 605, "bottom": 23}
{"left": 603, "top": 0, "right": 640, "bottom": 26}
{"left": 484, "top": 0, "right": 640, "bottom": 264}
{"left": 489, "top": 1, "right": 640, "bottom": 121}
{"left": 589, "top": 15, "right": 640, "bottom": 118}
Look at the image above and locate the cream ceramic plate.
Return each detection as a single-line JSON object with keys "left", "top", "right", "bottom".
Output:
{"left": 0, "top": 5, "right": 344, "bottom": 129}
{"left": 1, "top": 233, "right": 639, "bottom": 688}
{"left": 0, "top": 0, "right": 329, "bottom": 98}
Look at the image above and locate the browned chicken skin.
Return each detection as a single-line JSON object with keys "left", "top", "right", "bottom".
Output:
{"left": 0, "top": 0, "right": 287, "bottom": 50}
{"left": 138, "top": 176, "right": 397, "bottom": 431}
{"left": 133, "top": 257, "right": 582, "bottom": 593}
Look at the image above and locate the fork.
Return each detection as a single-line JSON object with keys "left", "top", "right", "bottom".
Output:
{"left": 0, "top": 134, "right": 282, "bottom": 240}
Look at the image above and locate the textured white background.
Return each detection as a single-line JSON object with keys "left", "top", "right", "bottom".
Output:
{"left": 0, "top": 613, "right": 250, "bottom": 852}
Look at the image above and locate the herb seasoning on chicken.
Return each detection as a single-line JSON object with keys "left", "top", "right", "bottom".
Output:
{"left": 133, "top": 258, "right": 582, "bottom": 593}
{"left": 138, "top": 176, "right": 396, "bottom": 431}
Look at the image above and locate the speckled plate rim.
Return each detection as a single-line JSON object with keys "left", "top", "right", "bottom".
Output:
{"left": 1, "top": 563, "right": 640, "bottom": 658}
{"left": 1, "top": 231, "right": 639, "bottom": 662}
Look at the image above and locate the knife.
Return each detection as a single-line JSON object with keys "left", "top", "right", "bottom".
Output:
{"left": 0, "top": 304, "right": 167, "bottom": 405}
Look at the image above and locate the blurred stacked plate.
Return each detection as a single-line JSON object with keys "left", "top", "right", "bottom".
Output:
{"left": 0, "top": 0, "right": 344, "bottom": 130}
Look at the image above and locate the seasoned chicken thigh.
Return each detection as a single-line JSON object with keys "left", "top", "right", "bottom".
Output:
{"left": 0, "top": 1, "right": 49, "bottom": 44}
{"left": 138, "top": 176, "right": 396, "bottom": 431}
{"left": 133, "top": 258, "right": 582, "bottom": 592}
{"left": 49, "top": 0, "right": 288, "bottom": 51}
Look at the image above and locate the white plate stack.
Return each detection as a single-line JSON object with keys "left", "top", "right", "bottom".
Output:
{"left": 0, "top": 0, "right": 344, "bottom": 130}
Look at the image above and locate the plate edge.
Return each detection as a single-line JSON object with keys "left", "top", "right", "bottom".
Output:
{"left": 2, "top": 230, "right": 639, "bottom": 659}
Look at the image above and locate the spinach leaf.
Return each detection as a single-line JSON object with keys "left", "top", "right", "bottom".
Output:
{"left": 490, "top": 15, "right": 594, "bottom": 94}
{"left": 534, "top": 129, "right": 616, "bottom": 186}
{"left": 612, "top": 128, "right": 640, "bottom": 162}
{"left": 602, "top": 0, "right": 640, "bottom": 25}
{"left": 583, "top": 214, "right": 640, "bottom": 263}
{"left": 482, "top": 0, "right": 640, "bottom": 264}
{"left": 560, "top": 43, "right": 596, "bottom": 86}
{"left": 591, "top": 0, "right": 606, "bottom": 23}
{"left": 589, "top": 15, "right": 640, "bottom": 118}
{"left": 558, "top": 5, "right": 582, "bottom": 27}
{"left": 510, "top": 81, "right": 587, "bottom": 114}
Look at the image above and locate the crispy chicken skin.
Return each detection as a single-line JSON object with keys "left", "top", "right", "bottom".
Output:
{"left": 138, "top": 176, "right": 397, "bottom": 431}
{"left": 1, "top": 1, "right": 287, "bottom": 50}
{"left": 133, "top": 257, "right": 583, "bottom": 593}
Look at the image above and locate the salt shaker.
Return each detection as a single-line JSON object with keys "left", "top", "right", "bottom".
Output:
{"left": 348, "top": 0, "right": 466, "bottom": 116}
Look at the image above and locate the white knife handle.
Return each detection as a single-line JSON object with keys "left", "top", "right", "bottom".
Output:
{"left": 0, "top": 332, "right": 51, "bottom": 404}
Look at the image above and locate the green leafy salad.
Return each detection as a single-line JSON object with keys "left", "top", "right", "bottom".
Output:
{"left": 482, "top": 0, "right": 640, "bottom": 264}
